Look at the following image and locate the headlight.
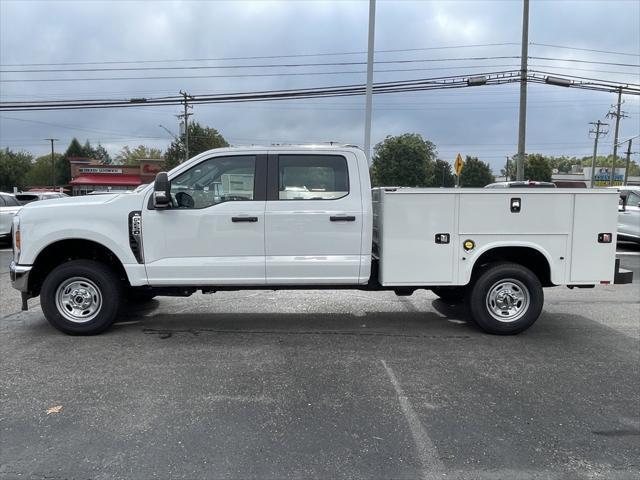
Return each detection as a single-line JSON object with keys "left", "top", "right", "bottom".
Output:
{"left": 12, "top": 216, "right": 20, "bottom": 263}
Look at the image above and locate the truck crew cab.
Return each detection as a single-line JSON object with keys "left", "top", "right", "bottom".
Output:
{"left": 10, "top": 145, "right": 632, "bottom": 335}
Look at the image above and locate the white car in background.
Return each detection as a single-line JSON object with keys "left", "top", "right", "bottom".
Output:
{"left": 615, "top": 186, "right": 640, "bottom": 243}
{"left": 0, "top": 192, "right": 22, "bottom": 241}
{"left": 15, "top": 191, "right": 68, "bottom": 205}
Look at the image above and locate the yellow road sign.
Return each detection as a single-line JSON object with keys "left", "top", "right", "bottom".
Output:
{"left": 454, "top": 153, "right": 464, "bottom": 176}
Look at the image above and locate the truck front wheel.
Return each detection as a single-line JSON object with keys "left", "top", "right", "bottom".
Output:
{"left": 467, "top": 263, "right": 543, "bottom": 335}
{"left": 40, "top": 260, "right": 123, "bottom": 335}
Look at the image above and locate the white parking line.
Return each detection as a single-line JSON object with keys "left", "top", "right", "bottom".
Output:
{"left": 381, "top": 359, "right": 445, "bottom": 480}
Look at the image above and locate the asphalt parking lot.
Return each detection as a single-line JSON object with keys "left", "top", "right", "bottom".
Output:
{"left": 1, "top": 247, "right": 639, "bottom": 480}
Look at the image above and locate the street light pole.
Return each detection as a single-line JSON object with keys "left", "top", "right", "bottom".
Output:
{"left": 363, "top": 0, "right": 376, "bottom": 163}
{"left": 607, "top": 87, "right": 624, "bottom": 186}
{"left": 623, "top": 138, "right": 633, "bottom": 186}
{"left": 178, "top": 90, "right": 193, "bottom": 163}
{"left": 516, "top": 0, "right": 530, "bottom": 181}
{"left": 588, "top": 121, "right": 607, "bottom": 188}
{"left": 45, "top": 138, "right": 58, "bottom": 191}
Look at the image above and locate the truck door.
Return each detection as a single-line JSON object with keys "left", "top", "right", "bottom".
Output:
{"left": 265, "top": 152, "right": 363, "bottom": 284}
{"left": 142, "top": 153, "right": 267, "bottom": 285}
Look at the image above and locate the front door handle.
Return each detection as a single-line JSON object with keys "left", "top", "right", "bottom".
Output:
{"left": 330, "top": 215, "right": 356, "bottom": 222}
{"left": 231, "top": 216, "right": 258, "bottom": 222}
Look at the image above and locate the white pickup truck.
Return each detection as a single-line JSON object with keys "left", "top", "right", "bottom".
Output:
{"left": 10, "top": 145, "right": 632, "bottom": 335}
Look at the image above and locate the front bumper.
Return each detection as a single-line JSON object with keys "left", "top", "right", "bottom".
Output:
{"left": 9, "top": 261, "right": 32, "bottom": 292}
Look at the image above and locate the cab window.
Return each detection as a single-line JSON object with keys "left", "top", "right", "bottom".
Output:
{"left": 278, "top": 155, "right": 349, "bottom": 200}
{"left": 170, "top": 155, "right": 256, "bottom": 209}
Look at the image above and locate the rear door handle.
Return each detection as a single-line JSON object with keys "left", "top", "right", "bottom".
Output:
{"left": 330, "top": 215, "right": 356, "bottom": 222}
{"left": 231, "top": 216, "right": 258, "bottom": 222}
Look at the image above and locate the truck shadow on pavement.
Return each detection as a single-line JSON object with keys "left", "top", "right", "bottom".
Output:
{"left": 103, "top": 296, "right": 476, "bottom": 339}
{"left": 14, "top": 297, "right": 635, "bottom": 347}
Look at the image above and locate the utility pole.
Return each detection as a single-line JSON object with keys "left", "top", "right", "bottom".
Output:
{"left": 606, "top": 87, "right": 626, "bottom": 186}
{"left": 505, "top": 156, "right": 511, "bottom": 181}
{"left": 623, "top": 138, "right": 633, "bottom": 186}
{"left": 178, "top": 90, "right": 194, "bottom": 163}
{"left": 516, "top": 0, "right": 530, "bottom": 181}
{"left": 588, "top": 121, "right": 608, "bottom": 188}
{"left": 363, "top": 0, "right": 376, "bottom": 163}
{"left": 44, "top": 138, "right": 58, "bottom": 190}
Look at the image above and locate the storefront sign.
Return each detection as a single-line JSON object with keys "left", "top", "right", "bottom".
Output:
{"left": 79, "top": 167, "right": 123, "bottom": 174}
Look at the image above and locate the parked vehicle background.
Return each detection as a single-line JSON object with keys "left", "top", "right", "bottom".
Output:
{"left": 15, "top": 191, "right": 68, "bottom": 205}
{"left": 484, "top": 181, "right": 557, "bottom": 188}
{"left": 613, "top": 186, "right": 640, "bottom": 243}
{"left": 0, "top": 192, "right": 22, "bottom": 241}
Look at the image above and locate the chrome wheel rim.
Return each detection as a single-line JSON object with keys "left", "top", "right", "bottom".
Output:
{"left": 55, "top": 277, "right": 103, "bottom": 323}
{"left": 485, "top": 278, "right": 530, "bottom": 323}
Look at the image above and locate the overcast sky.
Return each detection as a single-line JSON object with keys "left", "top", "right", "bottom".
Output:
{"left": 1, "top": 0, "right": 639, "bottom": 172}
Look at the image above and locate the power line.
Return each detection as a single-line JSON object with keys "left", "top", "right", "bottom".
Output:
{"left": 0, "top": 56, "right": 522, "bottom": 74}
{"left": 529, "top": 70, "right": 640, "bottom": 87}
{"left": 2, "top": 56, "right": 638, "bottom": 75}
{"left": 0, "top": 43, "right": 520, "bottom": 67}
{"left": 530, "top": 64, "right": 640, "bottom": 76}
{"left": 529, "top": 56, "right": 639, "bottom": 68}
{"left": 2, "top": 70, "right": 638, "bottom": 113}
{"left": 530, "top": 42, "right": 640, "bottom": 57}
{"left": 0, "top": 64, "right": 524, "bottom": 83}
{"left": 3, "top": 41, "right": 635, "bottom": 70}
{"left": 0, "top": 115, "right": 167, "bottom": 139}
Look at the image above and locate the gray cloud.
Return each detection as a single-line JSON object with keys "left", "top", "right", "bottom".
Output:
{"left": 1, "top": 0, "right": 638, "bottom": 171}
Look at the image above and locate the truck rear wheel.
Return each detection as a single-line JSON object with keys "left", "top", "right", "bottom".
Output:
{"left": 40, "top": 260, "right": 123, "bottom": 335}
{"left": 467, "top": 262, "right": 543, "bottom": 335}
{"left": 431, "top": 286, "right": 466, "bottom": 303}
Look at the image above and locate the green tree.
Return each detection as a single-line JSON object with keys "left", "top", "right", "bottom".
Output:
{"left": 165, "top": 122, "right": 229, "bottom": 170}
{"left": 65, "top": 138, "right": 85, "bottom": 158}
{"left": 459, "top": 156, "right": 494, "bottom": 187}
{"left": 57, "top": 138, "right": 85, "bottom": 185}
{"left": 579, "top": 154, "right": 640, "bottom": 176}
{"left": 93, "top": 143, "right": 112, "bottom": 164}
{"left": 370, "top": 133, "right": 437, "bottom": 187}
{"left": 24, "top": 153, "right": 64, "bottom": 187}
{"left": 0, "top": 148, "right": 33, "bottom": 191}
{"left": 82, "top": 140, "right": 95, "bottom": 158}
{"left": 502, "top": 154, "right": 554, "bottom": 181}
{"left": 115, "top": 145, "right": 163, "bottom": 165}
{"left": 524, "top": 153, "right": 552, "bottom": 182}
{"left": 432, "top": 159, "right": 455, "bottom": 187}
{"left": 547, "top": 155, "right": 575, "bottom": 174}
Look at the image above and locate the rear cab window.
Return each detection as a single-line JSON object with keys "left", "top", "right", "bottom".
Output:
{"left": 277, "top": 155, "right": 349, "bottom": 200}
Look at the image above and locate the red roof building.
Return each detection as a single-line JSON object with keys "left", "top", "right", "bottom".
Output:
{"left": 68, "top": 157, "right": 163, "bottom": 195}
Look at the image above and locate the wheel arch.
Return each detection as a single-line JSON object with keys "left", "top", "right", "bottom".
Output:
{"left": 28, "top": 238, "right": 130, "bottom": 296}
{"left": 467, "top": 244, "right": 554, "bottom": 287}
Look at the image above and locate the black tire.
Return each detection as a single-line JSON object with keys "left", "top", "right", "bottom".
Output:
{"left": 40, "top": 259, "right": 123, "bottom": 335}
{"left": 126, "top": 288, "right": 156, "bottom": 303}
{"left": 431, "top": 286, "right": 466, "bottom": 303}
{"left": 466, "top": 262, "right": 543, "bottom": 335}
